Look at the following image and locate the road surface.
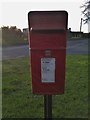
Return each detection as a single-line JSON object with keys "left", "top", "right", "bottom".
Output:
{"left": 2, "top": 39, "right": 89, "bottom": 60}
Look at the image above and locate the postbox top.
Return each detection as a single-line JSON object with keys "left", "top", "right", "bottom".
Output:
{"left": 28, "top": 11, "right": 68, "bottom": 30}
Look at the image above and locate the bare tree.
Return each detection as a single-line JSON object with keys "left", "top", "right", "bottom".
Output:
{"left": 80, "top": 0, "right": 90, "bottom": 24}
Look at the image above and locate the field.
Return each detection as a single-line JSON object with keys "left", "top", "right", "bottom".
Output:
{"left": 2, "top": 55, "right": 88, "bottom": 118}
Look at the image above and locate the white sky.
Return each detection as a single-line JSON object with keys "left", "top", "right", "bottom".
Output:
{"left": 0, "top": 0, "right": 88, "bottom": 33}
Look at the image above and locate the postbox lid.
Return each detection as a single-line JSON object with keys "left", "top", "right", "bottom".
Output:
{"left": 28, "top": 11, "right": 68, "bottom": 30}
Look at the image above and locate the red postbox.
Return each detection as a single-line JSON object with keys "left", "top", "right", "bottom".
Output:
{"left": 28, "top": 11, "right": 68, "bottom": 95}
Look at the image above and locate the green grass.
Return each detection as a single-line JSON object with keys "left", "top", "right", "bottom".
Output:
{"left": 2, "top": 55, "right": 88, "bottom": 118}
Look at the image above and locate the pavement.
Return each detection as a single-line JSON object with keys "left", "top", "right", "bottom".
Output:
{"left": 2, "top": 39, "right": 89, "bottom": 60}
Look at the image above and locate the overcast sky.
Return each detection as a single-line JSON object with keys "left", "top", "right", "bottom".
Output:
{"left": 0, "top": 0, "right": 88, "bottom": 33}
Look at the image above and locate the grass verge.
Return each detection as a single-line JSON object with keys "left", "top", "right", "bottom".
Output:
{"left": 2, "top": 55, "right": 88, "bottom": 118}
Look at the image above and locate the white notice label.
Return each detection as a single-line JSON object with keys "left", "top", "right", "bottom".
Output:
{"left": 41, "top": 58, "right": 55, "bottom": 83}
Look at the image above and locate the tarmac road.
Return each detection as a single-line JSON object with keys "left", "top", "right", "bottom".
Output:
{"left": 2, "top": 39, "right": 88, "bottom": 60}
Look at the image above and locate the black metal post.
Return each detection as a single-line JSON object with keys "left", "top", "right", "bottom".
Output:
{"left": 44, "top": 95, "right": 52, "bottom": 120}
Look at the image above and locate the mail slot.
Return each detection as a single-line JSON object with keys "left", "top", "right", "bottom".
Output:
{"left": 28, "top": 11, "right": 68, "bottom": 95}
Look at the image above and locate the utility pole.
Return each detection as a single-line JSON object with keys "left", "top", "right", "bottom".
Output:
{"left": 80, "top": 18, "right": 83, "bottom": 32}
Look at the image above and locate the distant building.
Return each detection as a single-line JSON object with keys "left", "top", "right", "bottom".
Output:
{"left": 22, "top": 28, "right": 28, "bottom": 41}
{"left": 69, "top": 31, "right": 90, "bottom": 39}
{"left": 23, "top": 28, "right": 28, "bottom": 35}
{"left": 70, "top": 31, "right": 83, "bottom": 38}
